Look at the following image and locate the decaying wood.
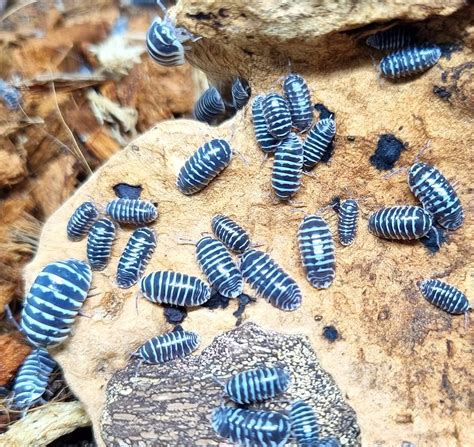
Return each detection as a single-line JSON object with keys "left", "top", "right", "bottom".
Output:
{"left": 101, "top": 323, "right": 360, "bottom": 446}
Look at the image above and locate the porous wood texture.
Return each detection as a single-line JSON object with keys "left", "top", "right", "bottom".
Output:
{"left": 23, "top": 1, "right": 473, "bottom": 446}
{"left": 101, "top": 323, "right": 359, "bottom": 446}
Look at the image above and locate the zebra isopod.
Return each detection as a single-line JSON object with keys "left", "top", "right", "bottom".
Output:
{"left": 251, "top": 95, "right": 280, "bottom": 153}
{"left": 11, "top": 348, "right": 56, "bottom": 410}
{"left": 176, "top": 139, "right": 233, "bottom": 195}
{"left": 338, "top": 199, "right": 359, "bottom": 246}
{"left": 87, "top": 218, "right": 116, "bottom": 270}
{"left": 231, "top": 77, "right": 251, "bottom": 110}
{"left": 106, "top": 198, "right": 158, "bottom": 225}
{"left": 272, "top": 132, "right": 304, "bottom": 200}
{"left": 212, "top": 407, "right": 291, "bottom": 447}
{"left": 262, "top": 92, "right": 292, "bottom": 140}
{"left": 283, "top": 74, "right": 313, "bottom": 132}
{"left": 368, "top": 205, "right": 433, "bottom": 240}
{"left": 408, "top": 162, "right": 464, "bottom": 230}
{"left": 193, "top": 86, "right": 226, "bottom": 124}
{"left": 379, "top": 44, "right": 441, "bottom": 79}
{"left": 240, "top": 249, "right": 302, "bottom": 311}
{"left": 67, "top": 202, "right": 99, "bottom": 241}
{"left": 418, "top": 279, "right": 470, "bottom": 315}
{"left": 117, "top": 227, "right": 156, "bottom": 288}
{"left": 224, "top": 366, "right": 291, "bottom": 404}
{"left": 302, "top": 118, "right": 336, "bottom": 170}
{"left": 140, "top": 271, "right": 211, "bottom": 306}
{"left": 365, "top": 25, "right": 415, "bottom": 51}
{"left": 137, "top": 329, "right": 200, "bottom": 364}
{"left": 298, "top": 214, "right": 336, "bottom": 289}
{"left": 196, "top": 236, "right": 243, "bottom": 298}
{"left": 289, "top": 400, "right": 319, "bottom": 447}
{"left": 20, "top": 259, "right": 92, "bottom": 347}
{"left": 211, "top": 214, "right": 251, "bottom": 253}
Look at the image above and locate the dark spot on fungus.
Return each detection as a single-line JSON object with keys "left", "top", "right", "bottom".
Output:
{"left": 313, "top": 315, "right": 323, "bottom": 322}
{"left": 378, "top": 308, "right": 391, "bottom": 321}
{"left": 419, "top": 224, "right": 448, "bottom": 253}
{"left": 243, "top": 48, "right": 254, "bottom": 56}
{"left": 202, "top": 289, "right": 231, "bottom": 310}
{"left": 218, "top": 8, "right": 229, "bottom": 18}
{"left": 186, "top": 11, "right": 216, "bottom": 21}
{"left": 233, "top": 293, "right": 256, "bottom": 326}
{"left": 163, "top": 305, "right": 187, "bottom": 325}
{"left": 433, "top": 85, "right": 452, "bottom": 100}
{"left": 369, "top": 134, "right": 406, "bottom": 171}
{"left": 113, "top": 183, "right": 143, "bottom": 199}
{"left": 323, "top": 325, "right": 339, "bottom": 342}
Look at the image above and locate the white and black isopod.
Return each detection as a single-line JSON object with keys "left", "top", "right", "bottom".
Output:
{"left": 365, "top": 25, "right": 415, "bottom": 51}
{"left": 87, "top": 218, "right": 116, "bottom": 270}
{"left": 408, "top": 162, "right": 464, "bottom": 230}
{"left": 231, "top": 77, "right": 251, "bottom": 110}
{"left": 196, "top": 236, "right": 243, "bottom": 298}
{"left": 11, "top": 348, "right": 56, "bottom": 410}
{"left": 368, "top": 205, "right": 433, "bottom": 240}
{"left": 211, "top": 214, "right": 251, "bottom": 253}
{"left": 212, "top": 407, "right": 291, "bottom": 447}
{"left": 283, "top": 74, "right": 313, "bottom": 132}
{"left": 251, "top": 95, "right": 280, "bottom": 153}
{"left": 176, "top": 139, "right": 233, "bottom": 195}
{"left": 20, "top": 259, "right": 92, "bottom": 347}
{"left": 298, "top": 214, "right": 336, "bottom": 289}
{"left": 418, "top": 279, "right": 470, "bottom": 315}
{"left": 106, "top": 198, "right": 158, "bottom": 225}
{"left": 117, "top": 227, "right": 156, "bottom": 288}
{"left": 338, "top": 199, "right": 359, "bottom": 246}
{"left": 379, "top": 44, "right": 441, "bottom": 79}
{"left": 240, "top": 249, "right": 302, "bottom": 311}
{"left": 67, "top": 201, "right": 99, "bottom": 241}
{"left": 136, "top": 329, "right": 200, "bottom": 364}
{"left": 302, "top": 118, "right": 336, "bottom": 170}
{"left": 140, "top": 271, "right": 211, "bottom": 306}
{"left": 193, "top": 86, "right": 226, "bottom": 124}
{"left": 262, "top": 92, "right": 292, "bottom": 140}
{"left": 289, "top": 400, "right": 319, "bottom": 447}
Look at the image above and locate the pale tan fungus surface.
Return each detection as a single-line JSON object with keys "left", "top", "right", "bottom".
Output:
{"left": 23, "top": 1, "right": 473, "bottom": 446}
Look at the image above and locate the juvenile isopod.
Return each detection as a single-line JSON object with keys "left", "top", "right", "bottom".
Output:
{"left": 283, "top": 74, "right": 313, "bottom": 131}
{"left": 87, "top": 218, "right": 116, "bottom": 270}
{"left": 338, "top": 199, "right": 359, "bottom": 246}
{"left": 211, "top": 214, "right": 251, "bottom": 253}
{"left": 418, "top": 279, "right": 470, "bottom": 315}
{"left": 251, "top": 95, "right": 280, "bottom": 153}
{"left": 262, "top": 92, "right": 292, "bottom": 140}
{"left": 67, "top": 202, "right": 99, "bottom": 241}
{"left": 302, "top": 118, "right": 336, "bottom": 170}
{"left": 193, "top": 86, "right": 226, "bottom": 124}
{"left": 106, "top": 198, "right": 158, "bottom": 225}
{"left": 366, "top": 25, "right": 415, "bottom": 51}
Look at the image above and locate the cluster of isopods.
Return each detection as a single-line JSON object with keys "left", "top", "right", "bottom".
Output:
{"left": 210, "top": 366, "right": 341, "bottom": 447}
{"left": 366, "top": 25, "right": 442, "bottom": 79}
{"left": 193, "top": 78, "right": 251, "bottom": 125}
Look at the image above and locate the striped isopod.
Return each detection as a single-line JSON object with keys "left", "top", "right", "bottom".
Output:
{"left": 338, "top": 199, "right": 359, "bottom": 246}
{"left": 298, "top": 214, "right": 336, "bottom": 289}
{"left": 272, "top": 132, "right": 304, "bottom": 200}
{"left": 231, "top": 77, "right": 251, "bottom": 110}
{"left": 283, "top": 74, "right": 313, "bottom": 131}
{"left": 67, "top": 202, "right": 99, "bottom": 241}
{"left": 87, "top": 218, "right": 116, "bottom": 270}
{"left": 193, "top": 86, "right": 226, "bottom": 124}
{"left": 379, "top": 44, "right": 441, "bottom": 79}
{"left": 365, "top": 25, "right": 415, "bottom": 50}
{"left": 0, "top": 80, "right": 21, "bottom": 110}
{"left": 140, "top": 271, "right": 211, "bottom": 306}
{"left": 196, "top": 236, "right": 243, "bottom": 298}
{"left": 368, "top": 205, "right": 433, "bottom": 240}
{"left": 262, "top": 92, "right": 292, "bottom": 139}
{"left": 176, "top": 139, "right": 233, "bottom": 195}
{"left": 212, "top": 407, "right": 291, "bottom": 447}
{"left": 224, "top": 367, "right": 291, "bottom": 404}
{"left": 251, "top": 95, "right": 280, "bottom": 153}
{"left": 146, "top": 13, "right": 193, "bottom": 66}
{"left": 240, "top": 249, "right": 302, "bottom": 311}
{"left": 290, "top": 400, "right": 319, "bottom": 447}
{"left": 408, "top": 162, "right": 464, "bottom": 230}
{"left": 211, "top": 214, "right": 251, "bottom": 253}
{"left": 302, "top": 118, "right": 336, "bottom": 170}
{"left": 117, "top": 227, "right": 156, "bottom": 288}
{"left": 137, "top": 329, "right": 200, "bottom": 363}
{"left": 11, "top": 348, "right": 56, "bottom": 410}
{"left": 106, "top": 198, "right": 158, "bottom": 224}
{"left": 418, "top": 279, "right": 470, "bottom": 315}
{"left": 20, "top": 259, "right": 92, "bottom": 347}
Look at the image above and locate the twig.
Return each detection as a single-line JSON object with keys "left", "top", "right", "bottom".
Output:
{"left": 0, "top": 0, "right": 37, "bottom": 22}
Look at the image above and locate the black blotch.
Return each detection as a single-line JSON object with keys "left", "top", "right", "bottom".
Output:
{"left": 233, "top": 293, "right": 256, "bottom": 326}
{"left": 164, "top": 306, "right": 187, "bottom": 325}
{"left": 202, "top": 289, "right": 231, "bottom": 310}
{"left": 323, "top": 325, "right": 339, "bottom": 342}
{"left": 47, "top": 427, "right": 94, "bottom": 447}
{"left": 441, "top": 72, "right": 448, "bottom": 83}
{"left": 419, "top": 224, "right": 448, "bottom": 253}
{"left": 450, "top": 61, "right": 474, "bottom": 81}
{"left": 331, "top": 196, "right": 341, "bottom": 213}
{"left": 347, "top": 135, "right": 356, "bottom": 142}
{"left": 186, "top": 11, "right": 216, "bottom": 21}
{"left": 218, "top": 8, "right": 229, "bottom": 17}
{"left": 314, "top": 103, "right": 334, "bottom": 120}
{"left": 113, "top": 183, "right": 143, "bottom": 199}
{"left": 243, "top": 48, "right": 254, "bottom": 56}
{"left": 433, "top": 86, "right": 452, "bottom": 100}
{"left": 369, "top": 134, "right": 406, "bottom": 171}
{"left": 438, "top": 42, "right": 463, "bottom": 60}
